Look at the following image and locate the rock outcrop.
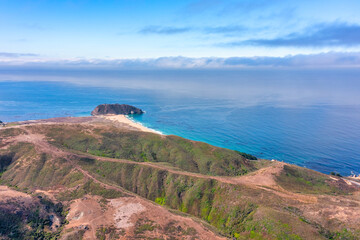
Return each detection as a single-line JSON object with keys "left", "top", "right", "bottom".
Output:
{"left": 91, "top": 104, "right": 144, "bottom": 116}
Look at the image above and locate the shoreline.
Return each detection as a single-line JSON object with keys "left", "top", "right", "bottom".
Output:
{"left": 100, "top": 114, "right": 164, "bottom": 135}
{"left": 2, "top": 115, "right": 359, "bottom": 179}
{"left": 85, "top": 116, "right": 360, "bottom": 179}
{"left": 3, "top": 115, "right": 164, "bottom": 135}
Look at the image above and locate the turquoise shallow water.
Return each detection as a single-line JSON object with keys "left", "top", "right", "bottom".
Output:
{"left": 1, "top": 70, "right": 360, "bottom": 176}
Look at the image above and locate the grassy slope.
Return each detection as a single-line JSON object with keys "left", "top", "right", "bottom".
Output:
{"left": 276, "top": 165, "right": 355, "bottom": 195}
{"left": 36, "top": 124, "right": 256, "bottom": 176}
{"left": 0, "top": 124, "right": 359, "bottom": 239}
{"left": 75, "top": 156, "right": 329, "bottom": 239}
{"left": 0, "top": 142, "right": 123, "bottom": 200}
{"left": 0, "top": 143, "right": 82, "bottom": 190}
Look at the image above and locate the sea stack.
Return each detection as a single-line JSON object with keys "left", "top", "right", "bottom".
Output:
{"left": 91, "top": 104, "right": 144, "bottom": 116}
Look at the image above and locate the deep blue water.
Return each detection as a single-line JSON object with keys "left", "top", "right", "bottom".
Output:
{"left": 1, "top": 69, "right": 360, "bottom": 176}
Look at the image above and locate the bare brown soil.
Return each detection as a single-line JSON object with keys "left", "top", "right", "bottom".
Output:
{"left": 64, "top": 194, "right": 225, "bottom": 240}
{"left": 0, "top": 185, "right": 32, "bottom": 203}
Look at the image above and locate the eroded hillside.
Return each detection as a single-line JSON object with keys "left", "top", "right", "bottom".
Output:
{"left": 0, "top": 117, "right": 360, "bottom": 239}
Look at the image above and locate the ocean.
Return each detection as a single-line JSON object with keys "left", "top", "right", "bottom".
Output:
{"left": 1, "top": 68, "right": 360, "bottom": 176}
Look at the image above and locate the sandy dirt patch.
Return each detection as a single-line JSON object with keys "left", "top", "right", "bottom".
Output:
{"left": 65, "top": 196, "right": 115, "bottom": 240}
{"left": 110, "top": 199, "right": 145, "bottom": 229}
{"left": 117, "top": 196, "right": 226, "bottom": 240}
{"left": 0, "top": 185, "right": 32, "bottom": 202}
{"left": 63, "top": 194, "right": 225, "bottom": 240}
{"left": 231, "top": 161, "right": 285, "bottom": 187}
{"left": 99, "top": 115, "right": 162, "bottom": 134}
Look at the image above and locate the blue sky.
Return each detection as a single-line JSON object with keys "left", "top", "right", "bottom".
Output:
{"left": 1, "top": 0, "right": 360, "bottom": 67}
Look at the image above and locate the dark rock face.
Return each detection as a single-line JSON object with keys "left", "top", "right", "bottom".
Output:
{"left": 91, "top": 104, "right": 144, "bottom": 116}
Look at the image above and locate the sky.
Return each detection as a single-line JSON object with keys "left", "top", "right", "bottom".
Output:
{"left": 1, "top": 0, "right": 360, "bottom": 68}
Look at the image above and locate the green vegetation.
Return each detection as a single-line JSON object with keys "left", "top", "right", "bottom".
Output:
{"left": 1, "top": 124, "right": 360, "bottom": 240}
{"left": 330, "top": 172, "right": 342, "bottom": 177}
{"left": 0, "top": 142, "right": 33, "bottom": 172}
{"left": 0, "top": 196, "right": 67, "bottom": 240}
{"left": 0, "top": 153, "right": 14, "bottom": 173}
{"left": 1, "top": 150, "right": 82, "bottom": 190}
{"left": 63, "top": 230, "right": 85, "bottom": 240}
{"left": 155, "top": 196, "right": 166, "bottom": 205}
{"left": 58, "top": 180, "right": 123, "bottom": 201}
{"left": 95, "top": 226, "right": 120, "bottom": 240}
{"left": 276, "top": 165, "right": 346, "bottom": 194}
{"left": 134, "top": 219, "right": 156, "bottom": 235}
{"left": 235, "top": 151, "right": 257, "bottom": 160}
{"left": 39, "top": 124, "right": 255, "bottom": 176}
{"left": 0, "top": 143, "right": 123, "bottom": 201}
{"left": 0, "top": 127, "right": 25, "bottom": 138}
{"left": 75, "top": 157, "right": 327, "bottom": 239}
{"left": 162, "top": 221, "right": 198, "bottom": 237}
{"left": 325, "top": 228, "right": 360, "bottom": 240}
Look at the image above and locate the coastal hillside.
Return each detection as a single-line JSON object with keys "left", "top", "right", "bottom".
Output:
{"left": 1, "top": 116, "right": 360, "bottom": 239}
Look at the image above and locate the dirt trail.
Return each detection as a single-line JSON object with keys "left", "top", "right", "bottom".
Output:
{"left": 2, "top": 119, "right": 350, "bottom": 205}
{"left": 0, "top": 119, "right": 285, "bottom": 189}
{"left": 18, "top": 132, "right": 283, "bottom": 188}
{"left": 2, "top": 131, "right": 224, "bottom": 239}
{"left": 3, "top": 119, "right": 360, "bottom": 238}
{"left": 4, "top": 128, "right": 320, "bottom": 204}
{"left": 3, "top": 129, "right": 281, "bottom": 189}
{"left": 74, "top": 168, "right": 225, "bottom": 239}
{"left": 0, "top": 119, "right": 296, "bottom": 190}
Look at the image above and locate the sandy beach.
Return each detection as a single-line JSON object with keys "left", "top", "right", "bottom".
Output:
{"left": 100, "top": 114, "right": 162, "bottom": 134}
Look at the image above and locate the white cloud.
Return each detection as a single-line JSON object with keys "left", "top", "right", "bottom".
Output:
{"left": 1, "top": 52, "right": 360, "bottom": 69}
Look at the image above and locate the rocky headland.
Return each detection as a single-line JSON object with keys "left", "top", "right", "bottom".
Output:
{"left": 91, "top": 104, "right": 144, "bottom": 116}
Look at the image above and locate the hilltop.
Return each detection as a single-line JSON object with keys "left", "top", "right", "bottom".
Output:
{"left": 0, "top": 116, "right": 360, "bottom": 239}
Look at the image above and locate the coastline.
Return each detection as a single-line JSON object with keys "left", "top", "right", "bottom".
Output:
{"left": 96, "top": 116, "right": 360, "bottom": 179}
{"left": 2, "top": 115, "right": 360, "bottom": 181}
{"left": 1, "top": 117, "right": 360, "bottom": 239}
{"left": 99, "top": 114, "right": 163, "bottom": 135}
{"left": 3, "top": 115, "right": 359, "bottom": 178}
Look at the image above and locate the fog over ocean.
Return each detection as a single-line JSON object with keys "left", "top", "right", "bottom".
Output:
{"left": 1, "top": 68, "right": 360, "bottom": 176}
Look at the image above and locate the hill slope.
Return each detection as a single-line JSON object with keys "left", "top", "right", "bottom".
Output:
{"left": 0, "top": 116, "right": 360, "bottom": 240}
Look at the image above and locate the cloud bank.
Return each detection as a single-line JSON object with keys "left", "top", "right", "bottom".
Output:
{"left": 1, "top": 52, "right": 360, "bottom": 69}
